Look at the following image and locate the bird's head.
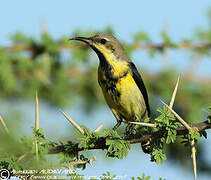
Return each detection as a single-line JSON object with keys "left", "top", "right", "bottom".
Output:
{"left": 70, "top": 34, "right": 128, "bottom": 62}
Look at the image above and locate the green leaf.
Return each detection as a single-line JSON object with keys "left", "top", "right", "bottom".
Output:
{"left": 103, "top": 129, "right": 120, "bottom": 138}
{"left": 161, "top": 30, "right": 176, "bottom": 47}
{"left": 101, "top": 171, "right": 116, "bottom": 180}
{"left": 189, "top": 131, "right": 200, "bottom": 140}
{"left": 132, "top": 173, "right": 151, "bottom": 180}
{"left": 133, "top": 31, "right": 150, "bottom": 42}
{"left": 152, "top": 148, "right": 166, "bottom": 164}
{"left": 106, "top": 138, "right": 130, "bottom": 159}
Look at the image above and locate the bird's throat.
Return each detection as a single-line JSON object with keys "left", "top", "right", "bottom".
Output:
{"left": 92, "top": 45, "right": 129, "bottom": 81}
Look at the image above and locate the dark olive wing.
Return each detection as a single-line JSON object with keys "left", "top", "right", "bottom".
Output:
{"left": 129, "top": 62, "right": 150, "bottom": 117}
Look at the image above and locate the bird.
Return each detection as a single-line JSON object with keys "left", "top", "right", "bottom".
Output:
{"left": 70, "top": 34, "right": 150, "bottom": 133}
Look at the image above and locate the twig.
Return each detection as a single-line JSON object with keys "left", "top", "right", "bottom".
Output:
{"left": 161, "top": 100, "right": 192, "bottom": 131}
{"left": 59, "top": 110, "right": 84, "bottom": 135}
{"left": 35, "top": 90, "right": 39, "bottom": 161}
{"left": 0, "top": 115, "right": 9, "bottom": 134}
{"left": 94, "top": 124, "right": 104, "bottom": 132}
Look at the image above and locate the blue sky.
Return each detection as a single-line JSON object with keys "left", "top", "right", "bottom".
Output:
{"left": 1, "top": 0, "right": 211, "bottom": 76}
{"left": 0, "top": 0, "right": 210, "bottom": 43}
{"left": 1, "top": 1, "right": 211, "bottom": 179}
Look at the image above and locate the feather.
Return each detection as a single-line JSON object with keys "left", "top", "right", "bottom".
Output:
{"left": 129, "top": 62, "right": 150, "bottom": 117}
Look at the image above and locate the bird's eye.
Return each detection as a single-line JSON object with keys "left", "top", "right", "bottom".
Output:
{"left": 100, "top": 38, "right": 107, "bottom": 44}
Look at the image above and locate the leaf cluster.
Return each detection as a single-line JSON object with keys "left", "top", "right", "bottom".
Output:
{"left": 103, "top": 129, "right": 131, "bottom": 159}
{"left": 78, "top": 127, "right": 101, "bottom": 149}
{"left": 151, "top": 106, "right": 181, "bottom": 164}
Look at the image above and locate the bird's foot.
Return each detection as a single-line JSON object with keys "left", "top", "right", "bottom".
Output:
{"left": 141, "top": 138, "right": 153, "bottom": 154}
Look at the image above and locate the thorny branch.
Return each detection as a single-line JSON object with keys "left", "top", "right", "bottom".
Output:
{"left": 48, "top": 120, "right": 211, "bottom": 154}
{"left": 2, "top": 42, "right": 211, "bottom": 52}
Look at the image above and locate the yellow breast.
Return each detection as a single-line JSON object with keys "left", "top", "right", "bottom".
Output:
{"left": 115, "top": 72, "right": 146, "bottom": 118}
{"left": 98, "top": 65, "right": 146, "bottom": 121}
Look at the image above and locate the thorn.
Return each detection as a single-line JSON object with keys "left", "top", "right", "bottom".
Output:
{"left": 169, "top": 76, "right": 180, "bottom": 109}
{"left": 35, "top": 90, "right": 39, "bottom": 130}
{"left": 122, "top": 120, "right": 157, "bottom": 128}
{"left": 0, "top": 115, "right": 9, "bottom": 134}
{"left": 191, "top": 139, "right": 197, "bottom": 180}
{"left": 41, "top": 17, "right": 47, "bottom": 33}
{"left": 160, "top": 100, "right": 192, "bottom": 131}
{"left": 94, "top": 124, "right": 104, "bottom": 132}
{"left": 35, "top": 90, "right": 39, "bottom": 161}
{"left": 59, "top": 109, "right": 84, "bottom": 135}
{"left": 17, "top": 153, "right": 27, "bottom": 163}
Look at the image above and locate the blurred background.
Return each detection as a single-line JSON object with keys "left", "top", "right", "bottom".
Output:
{"left": 0, "top": 0, "right": 211, "bottom": 179}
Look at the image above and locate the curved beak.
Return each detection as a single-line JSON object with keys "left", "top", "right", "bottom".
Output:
{"left": 69, "top": 37, "right": 93, "bottom": 45}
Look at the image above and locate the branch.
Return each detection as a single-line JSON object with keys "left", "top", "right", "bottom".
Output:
{"left": 2, "top": 42, "right": 211, "bottom": 52}
{"left": 48, "top": 120, "right": 211, "bottom": 154}
{"left": 135, "top": 42, "right": 211, "bottom": 51}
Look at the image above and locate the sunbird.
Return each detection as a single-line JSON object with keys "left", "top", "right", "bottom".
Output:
{"left": 70, "top": 34, "right": 150, "bottom": 133}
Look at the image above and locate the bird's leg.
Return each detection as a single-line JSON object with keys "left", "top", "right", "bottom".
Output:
{"left": 113, "top": 120, "right": 122, "bottom": 130}
{"left": 111, "top": 110, "right": 123, "bottom": 130}
{"left": 126, "top": 116, "right": 137, "bottom": 135}
{"left": 125, "top": 123, "right": 136, "bottom": 134}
